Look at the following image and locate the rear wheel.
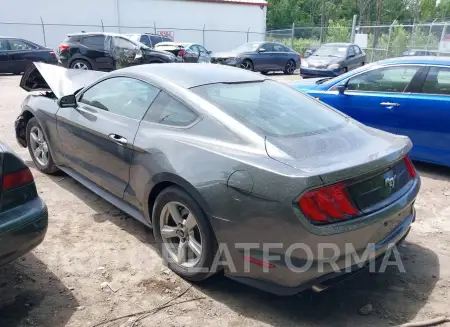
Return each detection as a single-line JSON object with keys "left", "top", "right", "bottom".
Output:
{"left": 26, "top": 117, "right": 58, "bottom": 174}
{"left": 284, "top": 60, "right": 296, "bottom": 75}
{"left": 240, "top": 59, "right": 253, "bottom": 71}
{"left": 153, "top": 187, "right": 218, "bottom": 282}
{"left": 70, "top": 59, "right": 91, "bottom": 70}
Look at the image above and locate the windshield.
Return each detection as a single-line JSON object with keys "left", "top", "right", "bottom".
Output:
{"left": 233, "top": 42, "right": 261, "bottom": 53}
{"left": 315, "top": 62, "right": 378, "bottom": 85}
{"left": 191, "top": 80, "right": 346, "bottom": 137}
{"left": 125, "top": 34, "right": 139, "bottom": 42}
{"left": 313, "top": 45, "right": 348, "bottom": 57}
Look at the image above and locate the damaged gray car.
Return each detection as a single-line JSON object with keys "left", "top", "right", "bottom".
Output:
{"left": 15, "top": 62, "right": 420, "bottom": 295}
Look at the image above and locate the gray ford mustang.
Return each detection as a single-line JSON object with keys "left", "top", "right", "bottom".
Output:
{"left": 15, "top": 62, "right": 420, "bottom": 295}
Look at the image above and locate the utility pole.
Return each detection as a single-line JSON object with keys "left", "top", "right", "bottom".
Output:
{"left": 320, "top": 0, "right": 326, "bottom": 44}
{"left": 376, "top": 0, "right": 382, "bottom": 27}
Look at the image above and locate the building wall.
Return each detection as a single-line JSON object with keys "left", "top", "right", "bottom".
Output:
{"left": 0, "top": 0, "right": 266, "bottom": 52}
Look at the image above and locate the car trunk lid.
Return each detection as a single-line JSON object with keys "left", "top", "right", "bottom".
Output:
{"left": 20, "top": 62, "right": 106, "bottom": 98}
{"left": 265, "top": 122, "right": 414, "bottom": 214}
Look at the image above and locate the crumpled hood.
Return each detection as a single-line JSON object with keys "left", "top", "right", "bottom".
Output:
{"left": 20, "top": 62, "right": 106, "bottom": 99}
{"left": 306, "top": 55, "right": 343, "bottom": 66}
{"left": 212, "top": 52, "right": 237, "bottom": 58}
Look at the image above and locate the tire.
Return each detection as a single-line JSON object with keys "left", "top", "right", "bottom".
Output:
{"left": 284, "top": 60, "right": 296, "bottom": 75}
{"left": 26, "top": 117, "right": 59, "bottom": 174}
{"left": 240, "top": 59, "right": 253, "bottom": 71}
{"left": 153, "top": 186, "right": 218, "bottom": 282}
{"left": 70, "top": 59, "right": 92, "bottom": 70}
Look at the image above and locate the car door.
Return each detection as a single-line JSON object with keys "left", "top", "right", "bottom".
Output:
{"left": 346, "top": 46, "right": 358, "bottom": 71}
{"left": 5, "top": 39, "right": 40, "bottom": 73}
{"left": 397, "top": 66, "right": 450, "bottom": 165}
{"left": 254, "top": 43, "right": 274, "bottom": 71}
{"left": 315, "top": 65, "right": 424, "bottom": 134}
{"left": 272, "top": 43, "right": 288, "bottom": 69}
{"left": 0, "top": 39, "right": 11, "bottom": 73}
{"left": 56, "top": 77, "right": 160, "bottom": 199}
{"left": 353, "top": 45, "right": 365, "bottom": 66}
{"left": 186, "top": 44, "right": 200, "bottom": 63}
{"left": 111, "top": 36, "right": 140, "bottom": 69}
{"left": 80, "top": 35, "right": 113, "bottom": 71}
{"left": 197, "top": 45, "right": 211, "bottom": 63}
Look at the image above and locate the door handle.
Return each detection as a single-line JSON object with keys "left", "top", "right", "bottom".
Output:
{"left": 108, "top": 134, "right": 127, "bottom": 145}
{"left": 380, "top": 102, "right": 400, "bottom": 108}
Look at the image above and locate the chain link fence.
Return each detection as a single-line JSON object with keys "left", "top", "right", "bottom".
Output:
{"left": 267, "top": 21, "right": 450, "bottom": 62}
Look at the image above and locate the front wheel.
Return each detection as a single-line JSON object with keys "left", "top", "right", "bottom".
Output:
{"left": 284, "top": 60, "right": 296, "bottom": 75}
{"left": 240, "top": 59, "right": 253, "bottom": 71}
{"left": 26, "top": 117, "right": 59, "bottom": 174}
{"left": 153, "top": 187, "right": 218, "bottom": 282}
{"left": 70, "top": 59, "right": 92, "bottom": 70}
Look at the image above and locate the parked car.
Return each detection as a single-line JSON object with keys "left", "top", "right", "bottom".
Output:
{"left": 403, "top": 49, "right": 435, "bottom": 56}
{"left": 0, "top": 36, "right": 57, "bottom": 74}
{"left": 300, "top": 43, "right": 366, "bottom": 78}
{"left": 58, "top": 32, "right": 176, "bottom": 71}
{"left": 17, "top": 62, "right": 419, "bottom": 295}
{"left": 154, "top": 42, "right": 211, "bottom": 63}
{"left": 304, "top": 44, "right": 320, "bottom": 58}
{"left": 0, "top": 141, "right": 48, "bottom": 266}
{"left": 211, "top": 41, "right": 301, "bottom": 74}
{"left": 293, "top": 56, "right": 450, "bottom": 167}
{"left": 126, "top": 33, "right": 173, "bottom": 49}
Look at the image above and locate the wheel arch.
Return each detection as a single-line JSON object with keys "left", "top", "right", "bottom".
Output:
{"left": 15, "top": 109, "right": 36, "bottom": 147}
{"left": 68, "top": 55, "right": 95, "bottom": 69}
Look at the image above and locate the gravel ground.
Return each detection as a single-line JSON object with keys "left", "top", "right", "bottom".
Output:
{"left": 0, "top": 73, "right": 449, "bottom": 327}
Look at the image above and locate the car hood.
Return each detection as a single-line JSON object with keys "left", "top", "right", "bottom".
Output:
{"left": 20, "top": 62, "right": 106, "bottom": 99}
{"left": 290, "top": 78, "right": 325, "bottom": 91}
{"left": 265, "top": 121, "right": 412, "bottom": 184}
{"left": 212, "top": 52, "right": 237, "bottom": 58}
{"left": 306, "top": 55, "right": 343, "bottom": 65}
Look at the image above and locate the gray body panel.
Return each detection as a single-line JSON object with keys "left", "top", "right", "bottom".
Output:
{"left": 17, "top": 63, "right": 419, "bottom": 295}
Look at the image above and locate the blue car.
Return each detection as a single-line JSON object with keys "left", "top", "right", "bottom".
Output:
{"left": 293, "top": 56, "right": 450, "bottom": 167}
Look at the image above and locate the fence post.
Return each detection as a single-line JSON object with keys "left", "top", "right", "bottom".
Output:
{"left": 408, "top": 20, "right": 415, "bottom": 49}
{"left": 438, "top": 22, "right": 447, "bottom": 56}
{"left": 350, "top": 14, "right": 357, "bottom": 43}
{"left": 101, "top": 19, "right": 104, "bottom": 32}
{"left": 291, "top": 23, "right": 295, "bottom": 49}
{"left": 247, "top": 27, "right": 250, "bottom": 43}
{"left": 154, "top": 22, "right": 157, "bottom": 34}
{"left": 203, "top": 24, "right": 206, "bottom": 47}
{"left": 426, "top": 18, "right": 437, "bottom": 50}
{"left": 40, "top": 16, "right": 47, "bottom": 47}
{"left": 386, "top": 22, "right": 394, "bottom": 59}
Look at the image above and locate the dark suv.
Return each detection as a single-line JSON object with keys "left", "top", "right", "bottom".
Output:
{"left": 58, "top": 32, "right": 176, "bottom": 71}
{"left": 126, "top": 33, "right": 173, "bottom": 48}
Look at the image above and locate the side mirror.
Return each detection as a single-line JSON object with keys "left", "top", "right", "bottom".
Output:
{"left": 207, "top": 50, "right": 212, "bottom": 54}
{"left": 336, "top": 83, "right": 346, "bottom": 94}
{"left": 258, "top": 48, "right": 266, "bottom": 53}
{"left": 58, "top": 94, "right": 77, "bottom": 108}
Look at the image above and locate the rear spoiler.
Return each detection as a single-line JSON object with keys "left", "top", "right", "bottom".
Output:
{"left": 20, "top": 62, "right": 106, "bottom": 99}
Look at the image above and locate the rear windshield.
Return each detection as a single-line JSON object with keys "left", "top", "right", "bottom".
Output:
{"left": 191, "top": 80, "right": 347, "bottom": 136}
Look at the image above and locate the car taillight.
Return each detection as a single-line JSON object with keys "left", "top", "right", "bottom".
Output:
{"left": 59, "top": 43, "right": 69, "bottom": 52}
{"left": 299, "top": 183, "right": 359, "bottom": 223}
{"left": 298, "top": 52, "right": 302, "bottom": 59}
{"left": 178, "top": 49, "right": 185, "bottom": 56}
{"left": 2, "top": 168, "right": 34, "bottom": 191}
{"left": 49, "top": 51, "right": 56, "bottom": 57}
{"left": 404, "top": 156, "right": 416, "bottom": 178}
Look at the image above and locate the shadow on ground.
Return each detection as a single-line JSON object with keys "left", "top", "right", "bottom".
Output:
{"left": 34, "top": 162, "right": 440, "bottom": 327}
{"left": 0, "top": 254, "right": 79, "bottom": 327}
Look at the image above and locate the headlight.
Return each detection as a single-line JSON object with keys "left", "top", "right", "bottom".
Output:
{"left": 225, "top": 57, "right": 237, "bottom": 63}
{"left": 301, "top": 61, "right": 309, "bottom": 68}
{"left": 327, "top": 63, "right": 341, "bottom": 70}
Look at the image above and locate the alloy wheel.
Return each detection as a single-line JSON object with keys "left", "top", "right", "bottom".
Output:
{"left": 73, "top": 62, "right": 89, "bottom": 70}
{"left": 159, "top": 201, "right": 203, "bottom": 268}
{"left": 240, "top": 61, "right": 252, "bottom": 70}
{"left": 29, "top": 126, "right": 49, "bottom": 167}
{"left": 286, "top": 61, "right": 295, "bottom": 74}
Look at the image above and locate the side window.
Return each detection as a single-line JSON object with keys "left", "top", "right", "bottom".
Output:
{"left": 422, "top": 67, "right": 450, "bottom": 95}
{"left": 198, "top": 45, "right": 208, "bottom": 55}
{"left": 261, "top": 43, "right": 274, "bottom": 51}
{"left": 149, "top": 35, "right": 162, "bottom": 47}
{"left": 79, "top": 77, "right": 159, "bottom": 120}
{"left": 190, "top": 44, "right": 200, "bottom": 54}
{"left": 0, "top": 39, "right": 9, "bottom": 51}
{"left": 81, "top": 35, "right": 106, "bottom": 51}
{"left": 114, "top": 37, "right": 136, "bottom": 50}
{"left": 353, "top": 46, "right": 361, "bottom": 55}
{"left": 162, "top": 36, "right": 172, "bottom": 42}
{"left": 348, "top": 46, "right": 355, "bottom": 57}
{"left": 8, "top": 39, "right": 37, "bottom": 50}
{"left": 143, "top": 91, "right": 198, "bottom": 127}
{"left": 346, "top": 66, "right": 419, "bottom": 93}
{"left": 140, "top": 35, "right": 152, "bottom": 47}
{"left": 273, "top": 44, "right": 286, "bottom": 52}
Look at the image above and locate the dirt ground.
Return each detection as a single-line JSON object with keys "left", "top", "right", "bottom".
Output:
{"left": 0, "top": 73, "right": 449, "bottom": 327}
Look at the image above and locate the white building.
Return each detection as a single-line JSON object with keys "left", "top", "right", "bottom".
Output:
{"left": 0, "top": 0, "right": 267, "bottom": 52}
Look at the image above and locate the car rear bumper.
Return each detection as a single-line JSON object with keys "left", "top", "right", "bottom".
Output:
{"left": 300, "top": 67, "right": 340, "bottom": 77}
{"left": 0, "top": 197, "right": 48, "bottom": 267}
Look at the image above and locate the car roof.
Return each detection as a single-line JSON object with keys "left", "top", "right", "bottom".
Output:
{"left": 321, "top": 43, "right": 353, "bottom": 47}
{"left": 375, "top": 56, "right": 450, "bottom": 65}
{"left": 156, "top": 42, "right": 193, "bottom": 47}
{"left": 67, "top": 32, "right": 125, "bottom": 37}
{"left": 0, "top": 36, "right": 19, "bottom": 39}
{"left": 119, "top": 63, "right": 265, "bottom": 88}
